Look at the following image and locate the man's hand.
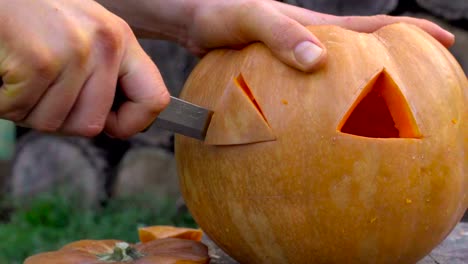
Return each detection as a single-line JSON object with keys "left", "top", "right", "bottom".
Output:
{"left": 100, "top": 0, "right": 454, "bottom": 72}
{"left": 0, "top": 0, "right": 169, "bottom": 138}
{"left": 185, "top": 0, "right": 455, "bottom": 72}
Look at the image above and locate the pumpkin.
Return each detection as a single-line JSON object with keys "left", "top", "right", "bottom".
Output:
{"left": 175, "top": 23, "right": 468, "bottom": 264}
{"left": 138, "top": 225, "right": 203, "bottom": 243}
{"left": 25, "top": 226, "right": 209, "bottom": 264}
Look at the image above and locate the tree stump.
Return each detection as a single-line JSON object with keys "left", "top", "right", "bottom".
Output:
{"left": 10, "top": 132, "right": 107, "bottom": 208}
{"left": 113, "top": 147, "right": 180, "bottom": 199}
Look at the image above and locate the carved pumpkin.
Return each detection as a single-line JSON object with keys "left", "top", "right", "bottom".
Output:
{"left": 175, "top": 23, "right": 467, "bottom": 264}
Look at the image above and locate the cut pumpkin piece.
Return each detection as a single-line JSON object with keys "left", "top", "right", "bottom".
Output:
{"left": 204, "top": 74, "right": 276, "bottom": 145}
{"left": 338, "top": 68, "right": 421, "bottom": 138}
{"left": 139, "top": 225, "right": 203, "bottom": 243}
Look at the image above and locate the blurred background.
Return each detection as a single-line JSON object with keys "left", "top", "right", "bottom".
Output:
{"left": 0, "top": 1, "right": 467, "bottom": 263}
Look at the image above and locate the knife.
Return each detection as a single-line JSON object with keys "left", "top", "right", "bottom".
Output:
{"left": 150, "top": 96, "right": 214, "bottom": 140}
{"left": 112, "top": 88, "right": 214, "bottom": 141}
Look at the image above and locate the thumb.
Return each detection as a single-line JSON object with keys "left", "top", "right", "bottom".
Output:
{"left": 237, "top": 4, "right": 326, "bottom": 72}
{"left": 105, "top": 40, "right": 170, "bottom": 139}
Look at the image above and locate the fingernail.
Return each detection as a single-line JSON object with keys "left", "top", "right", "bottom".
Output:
{"left": 446, "top": 31, "right": 455, "bottom": 42}
{"left": 294, "top": 41, "right": 323, "bottom": 66}
{"left": 447, "top": 31, "right": 455, "bottom": 39}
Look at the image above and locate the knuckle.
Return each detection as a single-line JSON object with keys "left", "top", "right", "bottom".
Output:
{"left": 30, "top": 52, "right": 60, "bottom": 83}
{"left": 235, "top": 0, "right": 266, "bottom": 21}
{"left": 68, "top": 32, "right": 92, "bottom": 68}
{"left": 61, "top": 18, "right": 92, "bottom": 67}
{"left": 270, "top": 19, "right": 299, "bottom": 48}
{"left": 193, "top": 1, "right": 224, "bottom": 24}
{"left": 94, "top": 18, "right": 126, "bottom": 55}
{"left": 238, "top": 0, "right": 264, "bottom": 13}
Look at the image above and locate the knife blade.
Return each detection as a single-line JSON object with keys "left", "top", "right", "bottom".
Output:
{"left": 112, "top": 88, "right": 213, "bottom": 141}
{"left": 152, "top": 96, "right": 214, "bottom": 140}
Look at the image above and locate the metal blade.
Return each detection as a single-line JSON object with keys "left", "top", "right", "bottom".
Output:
{"left": 153, "top": 96, "right": 214, "bottom": 140}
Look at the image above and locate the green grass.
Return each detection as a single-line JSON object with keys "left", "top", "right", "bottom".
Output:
{"left": 0, "top": 193, "right": 196, "bottom": 264}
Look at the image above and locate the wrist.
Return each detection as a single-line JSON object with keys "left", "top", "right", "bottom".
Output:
{"left": 96, "top": 0, "right": 197, "bottom": 45}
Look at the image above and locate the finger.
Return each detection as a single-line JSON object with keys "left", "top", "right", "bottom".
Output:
{"left": 59, "top": 64, "right": 116, "bottom": 137}
{"left": 104, "top": 40, "right": 170, "bottom": 139}
{"left": 233, "top": 1, "right": 326, "bottom": 71}
{"left": 331, "top": 15, "right": 455, "bottom": 47}
{"left": 0, "top": 54, "right": 58, "bottom": 123}
{"left": 273, "top": 2, "right": 454, "bottom": 48}
{"left": 22, "top": 58, "right": 91, "bottom": 133}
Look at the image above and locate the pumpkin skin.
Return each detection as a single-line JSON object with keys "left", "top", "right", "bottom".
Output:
{"left": 175, "top": 23, "right": 468, "bottom": 264}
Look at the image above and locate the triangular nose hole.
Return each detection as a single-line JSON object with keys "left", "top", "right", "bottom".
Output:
{"left": 338, "top": 69, "right": 421, "bottom": 139}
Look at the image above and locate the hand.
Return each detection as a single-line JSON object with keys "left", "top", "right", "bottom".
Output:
{"left": 185, "top": 0, "right": 455, "bottom": 71}
{"left": 0, "top": 0, "right": 170, "bottom": 138}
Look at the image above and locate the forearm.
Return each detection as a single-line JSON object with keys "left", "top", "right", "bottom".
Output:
{"left": 96, "top": 0, "right": 197, "bottom": 44}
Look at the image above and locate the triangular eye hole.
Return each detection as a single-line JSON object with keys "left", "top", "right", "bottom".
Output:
{"left": 204, "top": 73, "right": 275, "bottom": 145}
{"left": 338, "top": 69, "right": 421, "bottom": 139}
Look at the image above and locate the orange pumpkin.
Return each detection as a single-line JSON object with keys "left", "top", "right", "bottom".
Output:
{"left": 175, "top": 23, "right": 468, "bottom": 264}
{"left": 138, "top": 225, "right": 203, "bottom": 243}
{"left": 25, "top": 226, "right": 209, "bottom": 264}
{"left": 24, "top": 238, "right": 209, "bottom": 264}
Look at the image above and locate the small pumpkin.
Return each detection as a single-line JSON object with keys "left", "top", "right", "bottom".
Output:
{"left": 139, "top": 225, "right": 203, "bottom": 243}
{"left": 175, "top": 23, "right": 467, "bottom": 264}
{"left": 25, "top": 226, "right": 209, "bottom": 264}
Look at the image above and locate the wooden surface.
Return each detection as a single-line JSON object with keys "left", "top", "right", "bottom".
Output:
{"left": 203, "top": 222, "right": 468, "bottom": 264}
